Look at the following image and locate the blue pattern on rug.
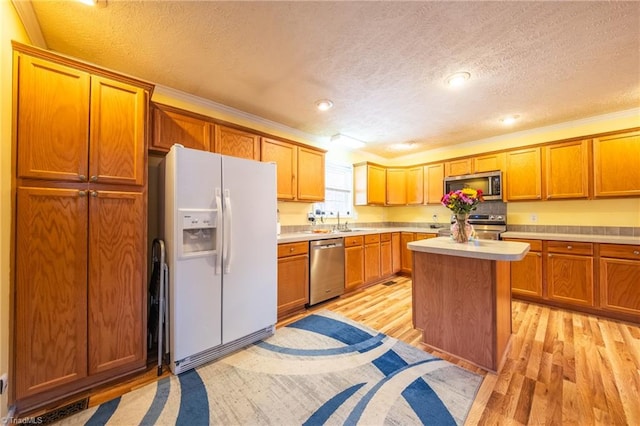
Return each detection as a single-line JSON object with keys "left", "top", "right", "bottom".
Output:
{"left": 256, "top": 332, "right": 386, "bottom": 356}
{"left": 287, "top": 314, "right": 377, "bottom": 347}
{"left": 85, "top": 396, "right": 120, "bottom": 426}
{"left": 403, "top": 376, "right": 457, "bottom": 425}
{"left": 302, "top": 383, "right": 366, "bottom": 426}
{"left": 140, "top": 376, "right": 171, "bottom": 426}
{"left": 176, "top": 369, "right": 208, "bottom": 425}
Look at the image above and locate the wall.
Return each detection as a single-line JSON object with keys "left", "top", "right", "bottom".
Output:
{"left": 0, "top": 1, "right": 30, "bottom": 418}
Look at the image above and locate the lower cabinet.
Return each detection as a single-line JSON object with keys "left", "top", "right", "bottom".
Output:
{"left": 400, "top": 232, "right": 436, "bottom": 274}
{"left": 380, "top": 233, "right": 392, "bottom": 277}
{"left": 391, "top": 232, "right": 401, "bottom": 274}
{"left": 510, "top": 239, "right": 543, "bottom": 298}
{"left": 345, "top": 236, "right": 364, "bottom": 292}
{"left": 599, "top": 244, "right": 640, "bottom": 317}
{"left": 277, "top": 242, "right": 309, "bottom": 319}
{"left": 546, "top": 241, "right": 594, "bottom": 307}
{"left": 364, "top": 234, "right": 381, "bottom": 283}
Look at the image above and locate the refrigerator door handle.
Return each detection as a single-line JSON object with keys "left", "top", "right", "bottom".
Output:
{"left": 215, "top": 188, "right": 223, "bottom": 275}
{"left": 223, "top": 189, "right": 232, "bottom": 274}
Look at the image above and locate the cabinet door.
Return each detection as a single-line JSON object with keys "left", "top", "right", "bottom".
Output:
{"left": 214, "top": 124, "right": 260, "bottom": 160}
{"left": 406, "top": 167, "right": 424, "bottom": 204}
{"left": 386, "top": 168, "right": 407, "bottom": 205}
{"left": 544, "top": 140, "right": 589, "bottom": 199}
{"left": 400, "top": 232, "right": 415, "bottom": 273}
{"left": 88, "top": 190, "right": 145, "bottom": 374}
{"left": 511, "top": 251, "right": 543, "bottom": 298}
{"left": 391, "top": 232, "right": 401, "bottom": 273}
{"left": 89, "top": 76, "right": 146, "bottom": 186}
{"left": 262, "top": 138, "right": 297, "bottom": 200}
{"left": 297, "top": 147, "right": 325, "bottom": 201}
{"left": 593, "top": 130, "right": 640, "bottom": 197}
{"left": 16, "top": 54, "right": 90, "bottom": 182}
{"left": 152, "top": 104, "right": 211, "bottom": 152}
{"left": 474, "top": 153, "right": 505, "bottom": 173}
{"left": 599, "top": 258, "right": 640, "bottom": 316}
{"left": 368, "top": 165, "right": 387, "bottom": 205}
{"left": 380, "top": 240, "right": 392, "bottom": 277}
{"left": 364, "top": 242, "right": 381, "bottom": 283}
{"left": 547, "top": 253, "right": 594, "bottom": 307}
{"left": 506, "top": 147, "right": 542, "bottom": 200}
{"left": 345, "top": 245, "right": 364, "bottom": 291}
{"left": 445, "top": 159, "right": 472, "bottom": 176}
{"left": 424, "top": 163, "right": 444, "bottom": 204}
{"left": 15, "top": 187, "right": 88, "bottom": 398}
{"left": 277, "top": 254, "right": 309, "bottom": 319}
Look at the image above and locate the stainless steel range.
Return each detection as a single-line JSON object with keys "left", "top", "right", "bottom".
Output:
{"left": 438, "top": 214, "right": 507, "bottom": 240}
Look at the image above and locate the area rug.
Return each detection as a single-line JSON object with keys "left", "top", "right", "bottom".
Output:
{"left": 58, "top": 311, "right": 482, "bottom": 425}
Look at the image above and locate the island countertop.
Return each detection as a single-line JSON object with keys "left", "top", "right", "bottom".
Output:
{"left": 408, "top": 237, "right": 530, "bottom": 261}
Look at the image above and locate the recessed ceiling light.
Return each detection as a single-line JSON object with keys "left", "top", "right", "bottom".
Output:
{"left": 446, "top": 72, "right": 471, "bottom": 88}
{"left": 386, "top": 142, "right": 418, "bottom": 152}
{"left": 500, "top": 114, "right": 521, "bottom": 125}
{"left": 315, "top": 99, "right": 334, "bottom": 111}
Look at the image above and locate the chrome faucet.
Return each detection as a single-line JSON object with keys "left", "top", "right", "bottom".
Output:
{"left": 337, "top": 212, "right": 340, "bottom": 230}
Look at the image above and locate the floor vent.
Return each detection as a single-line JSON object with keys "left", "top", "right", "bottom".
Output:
{"left": 383, "top": 280, "right": 397, "bottom": 286}
{"left": 36, "top": 398, "right": 88, "bottom": 425}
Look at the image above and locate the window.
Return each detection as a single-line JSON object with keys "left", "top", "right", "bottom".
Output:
{"left": 313, "top": 161, "right": 354, "bottom": 218}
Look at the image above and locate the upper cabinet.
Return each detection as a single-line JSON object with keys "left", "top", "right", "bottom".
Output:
{"left": 354, "top": 162, "right": 386, "bottom": 205}
{"left": 406, "top": 166, "right": 424, "bottom": 205}
{"left": 473, "top": 153, "right": 505, "bottom": 174}
{"left": 444, "top": 158, "right": 473, "bottom": 177}
{"left": 506, "top": 147, "right": 542, "bottom": 201}
{"left": 386, "top": 168, "right": 407, "bottom": 205}
{"left": 16, "top": 53, "right": 148, "bottom": 186}
{"left": 214, "top": 124, "right": 261, "bottom": 161}
{"left": 151, "top": 103, "right": 211, "bottom": 153}
{"left": 423, "top": 163, "right": 445, "bottom": 204}
{"left": 544, "top": 140, "right": 590, "bottom": 199}
{"left": 593, "top": 130, "right": 640, "bottom": 197}
{"left": 262, "top": 138, "right": 325, "bottom": 202}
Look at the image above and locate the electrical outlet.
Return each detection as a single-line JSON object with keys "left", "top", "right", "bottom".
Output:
{"left": 432, "top": 214, "right": 438, "bottom": 222}
{"left": 307, "top": 213, "right": 315, "bottom": 222}
{"left": 530, "top": 213, "right": 538, "bottom": 223}
{"left": 0, "top": 373, "right": 7, "bottom": 395}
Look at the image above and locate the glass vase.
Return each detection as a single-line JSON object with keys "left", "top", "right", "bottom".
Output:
{"left": 451, "top": 213, "right": 473, "bottom": 243}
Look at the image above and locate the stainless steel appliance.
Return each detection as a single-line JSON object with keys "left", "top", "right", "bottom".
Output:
{"left": 309, "top": 238, "right": 345, "bottom": 305}
{"left": 438, "top": 214, "right": 507, "bottom": 240}
{"left": 444, "top": 171, "right": 502, "bottom": 200}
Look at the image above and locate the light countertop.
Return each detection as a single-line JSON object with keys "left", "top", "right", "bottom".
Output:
{"left": 501, "top": 232, "right": 640, "bottom": 246}
{"left": 277, "top": 227, "right": 440, "bottom": 244}
{"left": 408, "top": 236, "right": 530, "bottom": 261}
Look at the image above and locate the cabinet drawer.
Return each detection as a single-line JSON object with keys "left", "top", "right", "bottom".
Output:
{"left": 344, "top": 236, "right": 364, "bottom": 247}
{"left": 547, "top": 241, "right": 593, "bottom": 256}
{"left": 364, "top": 234, "right": 380, "bottom": 244}
{"left": 600, "top": 244, "right": 640, "bottom": 260}
{"left": 380, "top": 232, "right": 392, "bottom": 242}
{"left": 504, "top": 238, "right": 542, "bottom": 251}
{"left": 278, "top": 242, "right": 308, "bottom": 258}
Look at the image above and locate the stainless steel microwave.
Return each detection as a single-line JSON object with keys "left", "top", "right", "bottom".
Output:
{"left": 444, "top": 171, "right": 503, "bottom": 200}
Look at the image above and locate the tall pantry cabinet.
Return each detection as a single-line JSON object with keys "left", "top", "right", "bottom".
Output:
{"left": 11, "top": 43, "right": 153, "bottom": 412}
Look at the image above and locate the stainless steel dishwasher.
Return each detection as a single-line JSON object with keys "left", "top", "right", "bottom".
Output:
{"left": 309, "top": 238, "right": 345, "bottom": 306}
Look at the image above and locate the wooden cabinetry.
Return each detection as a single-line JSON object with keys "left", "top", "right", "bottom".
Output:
{"left": 474, "top": 153, "right": 505, "bottom": 173}
{"left": 344, "top": 236, "right": 364, "bottom": 292}
{"left": 364, "top": 234, "right": 381, "bottom": 283}
{"left": 445, "top": 158, "right": 473, "bottom": 176}
{"left": 423, "top": 163, "right": 445, "bottom": 204}
{"left": 277, "top": 242, "right": 309, "bottom": 319}
{"left": 386, "top": 168, "right": 407, "bottom": 205}
{"left": 544, "top": 140, "right": 590, "bottom": 199}
{"left": 399, "top": 232, "right": 436, "bottom": 274}
{"left": 262, "top": 138, "right": 325, "bottom": 201}
{"left": 391, "top": 232, "right": 402, "bottom": 273}
{"left": 599, "top": 244, "right": 640, "bottom": 317}
{"left": 506, "top": 147, "right": 542, "bottom": 200}
{"left": 593, "top": 130, "right": 640, "bottom": 197}
{"left": 405, "top": 167, "right": 424, "bottom": 204}
{"left": 380, "top": 233, "right": 392, "bottom": 277}
{"left": 505, "top": 239, "right": 543, "bottom": 297}
{"left": 151, "top": 103, "right": 211, "bottom": 153}
{"left": 546, "top": 241, "right": 594, "bottom": 307}
{"left": 354, "top": 162, "right": 386, "bottom": 205}
{"left": 12, "top": 43, "right": 152, "bottom": 410}
{"left": 214, "top": 124, "right": 260, "bottom": 160}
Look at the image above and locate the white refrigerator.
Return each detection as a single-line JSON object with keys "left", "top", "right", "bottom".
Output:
{"left": 160, "top": 145, "right": 277, "bottom": 374}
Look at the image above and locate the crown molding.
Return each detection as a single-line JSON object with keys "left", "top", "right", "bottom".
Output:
{"left": 153, "top": 84, "right": 327, "bottom": 146}
{"left": 11, "top": 0, "right": 47, "bottom": 48}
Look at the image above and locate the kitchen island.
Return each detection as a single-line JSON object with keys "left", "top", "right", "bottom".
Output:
{"left": 408, "top": 237, "right": 529, "bottom": 372}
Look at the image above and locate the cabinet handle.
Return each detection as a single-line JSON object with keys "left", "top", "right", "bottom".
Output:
{"left": 537, "top": 253, "right": 542, "bottom": 257}
{"left": 78, "top": 190, "right": 87, "bottom": 197}
{"left": 78, "top": 175, "right": 87, "bottom": 181}
{"left": 566, "top": 245, "right": 573, "bottom": 250}
{"left": 289, "top": 247, "right": 295, "bottom": 252}
{"left": 548, "top": 254, "right": 553, "bottom": 258}
{"left": 90, "top": 190, "right": 98, "bottom": 197}
{"left": 634, "top": 250, "right": 640, "bottom": 255}
{"left": 90, "top": 175, "right": 98, "bottom": 182}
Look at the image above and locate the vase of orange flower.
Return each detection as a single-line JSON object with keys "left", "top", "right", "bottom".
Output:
{"left": 441, "top": 188, "right": 484, "bottom": 243}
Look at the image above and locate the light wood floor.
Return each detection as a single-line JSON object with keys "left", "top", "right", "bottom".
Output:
{"left": 83, "top": 276, "right": 639, "bottom": 425}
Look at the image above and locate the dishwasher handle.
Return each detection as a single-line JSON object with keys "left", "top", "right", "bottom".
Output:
{"left": 315, "top": 243, "right": 341, "bottom": 249}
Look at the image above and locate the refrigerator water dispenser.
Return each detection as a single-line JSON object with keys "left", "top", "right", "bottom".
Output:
{"left": 178, "top": 209, "right": 217, "bottom": 258}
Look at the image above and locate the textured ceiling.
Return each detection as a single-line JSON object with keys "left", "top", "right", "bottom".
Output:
{"left": 24, "top": 1, "right": 640, "bottom": 158}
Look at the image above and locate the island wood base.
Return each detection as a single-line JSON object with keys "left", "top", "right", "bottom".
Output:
{"left": 412, "top": 251, "right": 513, "bottom": 372}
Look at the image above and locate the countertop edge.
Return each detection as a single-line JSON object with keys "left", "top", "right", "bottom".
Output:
{"left": 277, "top": 227, "right": 440, "bottom": 243}
{"left": 501, "top": 231, "right": 640, "bottom": 245}
{"left": 408, "top": 237, "right": 530, "bottom": 261}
